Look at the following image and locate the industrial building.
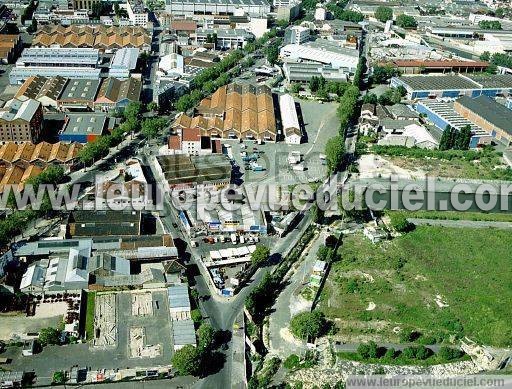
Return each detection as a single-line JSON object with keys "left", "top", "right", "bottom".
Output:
{"left": 415, "top": 99, "right": 493, "bottom": 148}
{"left": 155, "top": 154, "right": 232, "bottom": 192}
{"left": 33, "top": 25, "right": 151, "bottom": 52}
{"left": 109, "top": 48, "right": 139, "bottom": 79}
{"left": 383, "top": 59, "right": 489, "bottom": 75}
{"left": 9, "top": 47, "right": 101, "bottom": 84}
{"left": 174, "top": 83, "right": 277, "bottom": 142}
{"left": 454, "top": 95, "right": 512, "bottom": 146}
{"left": 14, "top": 75, "right": 67, "bottom": 110}
{"left": 0, "top": 141, "right": 83, "bottom": 170}
{"left": 391, "top": 74, "right": 512, "bottom": 100}
{"left": 282, "top": 61, "right": 348, "bottom": 83}
{"left": 59, "top": 113, "right": 107, "bottom": 143}
{"left": 67, "top": 210, "right": 143, "bottom": 237}
{"left": 279, "top": 94, "right": 302, "bottom": 144}
{"left": 94, "top": 77, "right": 142, "bottom": 112}
{"left": 58, "top": 79, "right": 101, "bottom": 111}
{"left": 0, "top": 34, "right": 23, "bottom": 64}
{"left": 280, "top": 40, "right": 359, "bottom": 74}
{"left": 0, "top": 98, "right": 43, "bottom": 142}
{"left": 165, "top": 0, "right": 271, "bottom": 17}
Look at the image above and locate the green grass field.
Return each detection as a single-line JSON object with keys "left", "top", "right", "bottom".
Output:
{"left": 85, "top": 292, "right": 96, "bottom": 341}
{"left": 387, "top": 210, "right": 512, "bottom": 223}
{"left": 318, "top": 227, "right": 512, "bottom": 347}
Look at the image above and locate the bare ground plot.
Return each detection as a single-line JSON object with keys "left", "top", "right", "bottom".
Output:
{"left": 318, "top": 227, "right": 512, "bottom": 347}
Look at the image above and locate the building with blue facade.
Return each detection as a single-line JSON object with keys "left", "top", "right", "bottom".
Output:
{"left": 59, "top": 113, "right": 107, "bottom": 143}
{"left": 415, "top": 100, "right": 492, "bottom": 148}
{"left": 391, "top": 74, "right": 512, "bottom": 100}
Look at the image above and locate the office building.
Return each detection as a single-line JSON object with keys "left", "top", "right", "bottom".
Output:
{"left": 127, "top": 0, "right": 149, "bottom": 27}
{"left": 165, "top": 0, "right": 271, "bottom": 17}
{"left": 284, "top": 25, "right": 310, "bottom": 45}
{"left": 195, "top": 28, "right": 254, "bottom": 49}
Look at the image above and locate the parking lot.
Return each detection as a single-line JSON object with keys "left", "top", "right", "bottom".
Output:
{"left": 226, "top": 98, "right": 339, "bottom": 186}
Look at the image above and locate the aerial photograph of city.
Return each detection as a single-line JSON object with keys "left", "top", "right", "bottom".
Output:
{"left": 0, "top": 0, "right": 511, "bottom": 387}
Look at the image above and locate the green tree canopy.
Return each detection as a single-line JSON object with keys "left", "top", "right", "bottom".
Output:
{"left": 39, "top": 327, "right": 61, "bottom": 346}
{"left": 290, "top": 311, "right": 326, "bottom": 340}
{"left": 251, "top": 245, "right": 270, "bottom": 266}
{"left": 395, "top": 14, "right": 417, "bottom": 29}
{"left": 325, "top": 135, "right": 345, "bottom": 174}
{"left": 478, "top": 20, "right": 502, "bottom": 30}
{"left": 171, "top": 345, "right": 202, "bottom": 376}
{"left": 197, "top": 322, "right": 215, "bottom": 351}
{"left": 375, "top": 6, "right": 393, "bottom": 23}
{"left": 141, "top": 117, "right": 168, "bottom": 139}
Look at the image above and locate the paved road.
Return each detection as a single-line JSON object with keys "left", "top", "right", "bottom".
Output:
{"left": 268, "top": 229, "right": 326, "bottom": 358}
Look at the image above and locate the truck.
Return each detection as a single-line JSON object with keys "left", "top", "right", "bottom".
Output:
{"left": 288, "top": 151, "right": 302, "bottom": 165}
{"left": 230, "top": 233, "right": 237, "bottom": 244}
{"left": 292, "top": 164, "right": 307, "bottom": 171}
{"left": 239, "top": 235, "right": 245, "bottom": 244}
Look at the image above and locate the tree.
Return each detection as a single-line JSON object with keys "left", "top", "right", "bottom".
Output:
{"left": 454, "top": 125, "right": 472, "bottom": 150}
{"left": 480, "top": 51, "right": 491, "bottom": 62}
{"left": 124, "top": 101, "right": 143, "bottom": 123}
{"left": 362, "top": 93, "right": 377, "bottom": 104}
{"left": 171, "top": 345, "right": 202, "bottom": 376}
{"left": 39, "top": 327, "right": 61, "bottom": 346}
{"left": 378, "top": 88, "right": 402, "bottom": 105}
{"left": 375, "top": 6, "right": 393, "bottom": 23}
{"left": 266, "top": 44, "right": 279, "bottom": 65}
{"left": 251, "top": 245, "right": 270, "bottom": 266}
{"left": 191, "top": 309, "right": 202, "bottom": 323}
{"left": 147, "top": 102, "right": 158, "bottom": 112}
{"left": 325, "top": 135, "right": 345, "bottom": 174}
{"left": 395, "top": 14, "right": 417, "bottom": 29}
{"left": 290, "top": 83, "right": 302, "bottom": 94}
{"left": 309, "top": 76, "right": 321, "bottom": 93}
{"left": 439, "top": 125, "right": 452, "bottom": 150}
{"left": 310, "top": 203, "right": 324, "bottom": 224}
{"left": 290, "top": 311, "right": 326, "bottom": 340}
{"left": 197, "top": 322, "right": 215, "bottom": 351}
{"left": 438, "top": 346, "right": 464, "bottom": 361}
{"left": 389, "top": 211, "right": 414, "bottom": 232}
{"left": 357, "top": 341, "right": 378, "bottom": 359}
{"left": 52, "top": 371, "right": 66, "bottom": 384}
{"left": 371, "top": 65, "right": 399, "bottom": 84}
{"left": 478, "top": 20, "right": 502, "bottom": 30}
{"left": 141, "top": 117, "right": 168, "bottom": 139}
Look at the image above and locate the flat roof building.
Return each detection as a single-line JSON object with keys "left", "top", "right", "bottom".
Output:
{"left": 415, "top": 99, "right": 493, "bottom": 148}
{"left": 280, "top": 40, "right": 359, "bottom": 73}
{"left": 391, "top": 74, "right": 512, "bottom": 100}
{"left": 9, "top": 48, "right": 101, "bottom": 84}
{"left": 155, "top": 154, "right": 232, "bottom": 191}
{"left": 165, "top": 0, "right": 271, "bottom": 17}
{"left": 195, "top": 28, "right": 254, "bottom": 49}
{"left": 454, "top": 95, "right": 512, "bottom": 146}
{"left": 283, "top": 61, "right": 349, "bottom": 83}
{"left": 60, "top": 113, "right": 107, "bottom": 143}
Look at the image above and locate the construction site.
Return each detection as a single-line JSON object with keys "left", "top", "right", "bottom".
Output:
{"left": 91, "top": 290, "right": 173, "bottom": 363}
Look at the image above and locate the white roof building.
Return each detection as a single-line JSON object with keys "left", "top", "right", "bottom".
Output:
{"left": 0, "top": 98, "right": 41, "bottom": 123}
{"left": 109, "top": 48, "right": 140, "bottom": 79}
{"left": 279, "top": 94, "right": 302, "bottom": 144}
{"left": 280, "top": 41, "right": 359, "bottom": 72}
